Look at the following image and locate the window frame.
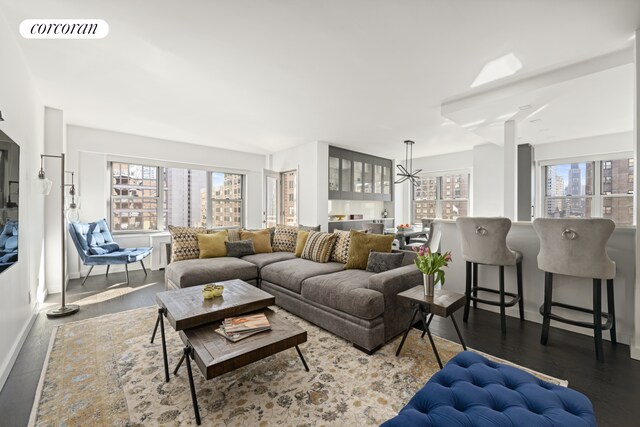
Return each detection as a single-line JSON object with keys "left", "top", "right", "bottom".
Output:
{"left": 411, "top": 169, "right": 472, "bottom": 223}
{"left": 538, "top": 152, "right": 635, "bottom": 225}
{"left": 110, "top": 161, "right": 246, "bottom": 233}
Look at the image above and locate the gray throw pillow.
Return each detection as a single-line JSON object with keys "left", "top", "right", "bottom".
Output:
{"left": 366, "top": 251, "right": 404, "bottom": 273}
{"left": 225, "top": 240, "right": 255, "bottom": 257}
{"left": 299, "top": 224, "right": 321, "bottom": 232}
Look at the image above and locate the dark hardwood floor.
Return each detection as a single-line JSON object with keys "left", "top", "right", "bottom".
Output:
{"left": 1, "top": 271, "right": 638, "bottom": 426}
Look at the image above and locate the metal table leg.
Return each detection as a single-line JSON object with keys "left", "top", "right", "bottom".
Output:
{"left": 150, "top": 310, "right": 161, "bottom": 344}
{"left": 295, "top": 345, "right": 310, "bottom": 372}
{"left": 451, "top": 313, "right": 467, "bottom": 350}
{"left": 396, "top": 305, "right": 419, "bottom": 357}
{"left": 421, "top": 313, "right": 434, "bottom": 338}
{"left": 174, "top": 352, "right": 185, "bottom": 375}
{"left": 423, "top": 322, "right": 443, "bottom": 369}
{"left": 158, "top": 307, "right": 170, "bottom": 382}
{"left": 184, "top": 345, "right": 201, "bottom": 425}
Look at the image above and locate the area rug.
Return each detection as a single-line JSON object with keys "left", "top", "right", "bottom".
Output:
{"left": 30, "top": 306, "right": 566, "bottom": 426}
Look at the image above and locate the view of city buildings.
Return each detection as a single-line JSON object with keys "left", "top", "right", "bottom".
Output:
{"left": 111, "top": 163, "right": 243, "bottom": 230}
{"left": 281, "top": 171, "right": 297, "bottom": 226}
{"left": 413, "top": 173, "right": 469, "bottom": 221}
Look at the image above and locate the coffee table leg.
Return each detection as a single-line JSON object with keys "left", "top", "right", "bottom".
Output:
{"left": 451, "top": 313, "right": 467, "bottom": 350}
{"left": 396, "top": 305, "right": 419, "bottom": 357}
{"left": 295, "top": 345, "right": 310, "bottom": 372}
{"left": 158, "top": 307, "right": 170, "bottom": 383}
{"left": 150, "top": 311, "right": 161, "bottom": 344}
{"left": 174, "top": 352, "right": 186, "bottom": 376}
{"left": 184, "top": 345, "right": 201, "bottom": 425}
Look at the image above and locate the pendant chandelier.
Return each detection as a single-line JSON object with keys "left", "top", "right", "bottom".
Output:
{"left": 395, "top": 140, "right": 422, "bottom": 186}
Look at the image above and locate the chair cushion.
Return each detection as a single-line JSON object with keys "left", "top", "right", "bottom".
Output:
{"left": 166, "top": 257, "right": 258, "bottom": 288}
{"left": 242, "top": 251, "right": 297, "bottom": 269}
{"left": 382, "top": 351, "right": 596, "bottom": 427}
{"left": 301, "top": 270, "right": 384, "bottom": 319}
{"left": 86, "top": 247, "right": 152, "bottom": 265}
{"left": 88, "top": 242, "right": 120, "bottom": 255}
{"left": 260, "top": 258, "right": 344, "bottom": 294}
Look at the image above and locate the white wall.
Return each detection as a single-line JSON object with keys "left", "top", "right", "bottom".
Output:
{"left": 473, "top": 143, "right": 504, "bottom": 216}
{"left": 0, "top": 11, "right": 46, "bottom": 389}
{"left": 535, "top": 131, "right": 633, "bottom": 161}
{"left": 270, "top": 140, "right": 329, "bottom": 231}
{"left": 65, "top": 125, "right": 267, "bottom": 278}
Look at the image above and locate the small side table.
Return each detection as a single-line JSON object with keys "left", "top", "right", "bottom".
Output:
{"left": 395, "top": 286, "right": 467, "bottom": 369}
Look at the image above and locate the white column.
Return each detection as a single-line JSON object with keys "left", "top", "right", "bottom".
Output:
{"left": 631, "top": 29, "right": 640, "bottom": 360}
{"left": 503, "top": 120, "right": 517, "bottom": 220}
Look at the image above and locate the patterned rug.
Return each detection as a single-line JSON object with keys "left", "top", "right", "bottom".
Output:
{"left": 30, "top": 306, "right": 566, "bottom": 426}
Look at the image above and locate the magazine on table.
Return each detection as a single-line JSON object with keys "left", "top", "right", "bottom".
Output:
{"left": 216, "top": 313, "right": 271, "bottom": 342}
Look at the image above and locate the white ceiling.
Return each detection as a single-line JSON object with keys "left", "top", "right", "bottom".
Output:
{"left": 1, "top": 0, "right": 639, "bottom": 159}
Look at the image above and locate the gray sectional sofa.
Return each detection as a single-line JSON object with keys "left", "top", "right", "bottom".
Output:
{"left": 165, "top": 250, "right": 421, "bottom": 353}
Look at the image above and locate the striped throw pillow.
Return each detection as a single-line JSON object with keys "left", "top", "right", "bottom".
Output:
{"left": 301, "top": 231, "right": 337, "bottom": 263}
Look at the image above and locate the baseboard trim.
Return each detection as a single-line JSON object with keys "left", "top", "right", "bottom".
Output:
{"left": 630, "top": 337, "right": 640, "bottom": 360}
{"left": 0, "top": 304, "right": 39, "bottom": 392}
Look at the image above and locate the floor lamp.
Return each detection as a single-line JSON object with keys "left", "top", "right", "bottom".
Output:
{"left": 37, "top": 153, "right": 81, "bottom": 318}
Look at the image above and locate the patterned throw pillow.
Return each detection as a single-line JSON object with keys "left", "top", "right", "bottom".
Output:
{"left": 302, "top": 231, "right": 337, "bottom": 263}
{"left": 272, "top": 225, "right": 298, "bottom": 252}
{"left": 168, "top": 226, "right": 207, "bottom": 262}
{"left": 330, "top": 230, "right": 352, "bottom": 264}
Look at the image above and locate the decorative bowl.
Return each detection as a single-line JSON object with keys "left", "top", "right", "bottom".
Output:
{"left": 203, "top": 284, "right": 224, "bottom": 299}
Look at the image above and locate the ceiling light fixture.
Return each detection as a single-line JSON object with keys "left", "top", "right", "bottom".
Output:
{"left": 471, "top": 52, "right": 523, "bottom": 88}
{"left": 395, "top": 140, "right": 422, "bottom": 186}
{"left": 461, "top": 119, "right": 486, "bottom": 128}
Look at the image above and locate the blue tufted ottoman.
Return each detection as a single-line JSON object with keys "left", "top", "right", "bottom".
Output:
{"left": 382, "top": 351, "right": 596, "bottom": 427}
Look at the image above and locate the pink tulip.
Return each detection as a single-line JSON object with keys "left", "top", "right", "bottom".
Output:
{"left": 426, "top": 247, "right": 431, "bottom": 256}
{"left": 419, "top": 246, "right": 425, "bottom": 256}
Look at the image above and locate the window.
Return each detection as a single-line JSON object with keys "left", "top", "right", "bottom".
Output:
{"left": 281, "top": 170, "right": 297, "bottom": 226}
{"left": 111, "top": 162, "right": 244, "bottom": 231}
{"left": 543, "top": 157, "right": 633, "bottom": 224}
{"left": 413, "top": 172, "right": 470, "bottom": 221}
{"left": 211, "top": 173, "right": 244, "bottom": 227}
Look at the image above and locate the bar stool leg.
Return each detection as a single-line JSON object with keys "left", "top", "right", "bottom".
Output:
{"left": 541, "top": 272, "right": 553, "bottom": 345}
{"left": 499, "top": 265, "right": 506, "bottom": 334}
{"left": 594, "top": 279, "right": 604, "bottom": 362}
{"left": 464, "top": 261, "right": 471, "bottom": 322}
{"left": 516, "top": 260, "right": 524, "bottom": 321}
{"left": 607, "top": 279, "right": 617, "bottom": 345}
{"left": 472, "top": 262, "right": 478, "bottom": 309}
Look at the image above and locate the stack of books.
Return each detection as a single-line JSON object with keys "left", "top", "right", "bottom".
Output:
{"left": 215, "top": 313, "right": 271, "bottom": 342}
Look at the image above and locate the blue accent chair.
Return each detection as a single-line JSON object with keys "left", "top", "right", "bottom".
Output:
{"left": 382, "top": 351, "right": 596, "bottom": 427}
{"left": 0, "top": 220, "right": 18, "bottom": 273}
{"left": 68, "top": 218, "right": 152, "bottom": 285}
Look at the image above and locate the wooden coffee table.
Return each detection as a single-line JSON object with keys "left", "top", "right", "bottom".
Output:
{"left": 395, "top": 287, "right": 467, "bottom": 368}
{"left": 151, "top": 279, "right": 275, "bottom": 382}
{"left": 175, "top": 308, "right": 308, "bottom": 425}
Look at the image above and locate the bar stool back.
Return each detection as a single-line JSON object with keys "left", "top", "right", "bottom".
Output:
{"left": 456, "top": 217, "right": 524, "bottom": 334}
{"left": 533, "top": 218, "right": 616, "bottom": 361}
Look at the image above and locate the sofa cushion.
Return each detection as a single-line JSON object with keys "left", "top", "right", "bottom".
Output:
{"left": 272, "top": 225, "right": 298, "bottom": 252}
{"left": 260, "top": 258, "right": 344, "bottom": 294}
{"left": 168, "top": 226, "right": 207, "bottom": 262}
{"left": 197, "top": 230, "right": 228, "bottom": 258}
{"left": 345, "top": 230, "right": 394, "bottom": 270}
{"left": 166, "top": 257, "right": 257, "bottom": 288}
{"left": 366, "top": 251, "right": 404, "bottom": 273}
{"left": 242, "top": 251, "right": 297, "bottom": 269}
{"left": 301, "top": 231, "right": 337, "bottom": 263}
{"left": 295, "top": 231, "right": 310, "bottom": 257}
{"left": 240, "top": 229, "right": 273, "bottom": 254}
{"left": 301, "top": 270, "right": 384, "bottom": 320}
{"left": 226, "top": 240, "right": 255, "bottom": 257}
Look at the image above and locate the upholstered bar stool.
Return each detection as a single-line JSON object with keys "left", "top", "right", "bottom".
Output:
{"left": 532, "top": 218, "right": 616, "bottom": 362}
{"left": 456, "top": 217, "right": 524, "bottom": 334}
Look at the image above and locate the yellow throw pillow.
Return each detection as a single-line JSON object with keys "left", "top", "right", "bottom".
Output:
{"left": 240, "top": 229, "right": 273, "bottom": 254}
{"left": 197, "top": 230, "right": 229, "bottom": 258}
{"left": 294, "top": 230, "right": 310, "bottom": 257}
{"left": 344, "top": 229, "right": 394, "bottom": 270}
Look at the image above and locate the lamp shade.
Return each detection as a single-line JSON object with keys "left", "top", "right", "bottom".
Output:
{"left": 35, "top": 177, "right": 53, "bottom": 195}
{"left": 65, "top": 206, "right": 81, "bottom": 223}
